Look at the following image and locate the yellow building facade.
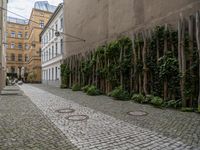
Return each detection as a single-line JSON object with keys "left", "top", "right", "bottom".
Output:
{"left": 6, "top": 1, "right": 55, "bottom": 83}
{"left": 6, "top": 18, "right": 27, "bottom": 80}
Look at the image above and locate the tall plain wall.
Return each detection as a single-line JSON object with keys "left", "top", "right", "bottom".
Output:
{"left": 63, "top": 0, "right": 200, "bottom": 57}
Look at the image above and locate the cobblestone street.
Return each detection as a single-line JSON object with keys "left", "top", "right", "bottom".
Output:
{"left": 2, "top": 0, "right": 200, "bottom": 150}
{"left": 17, "top": 84, "right": 200, "bottom": 150}
{"left": 0, "top": 86, "right": 77, "bottom": 150}
{"left": 1, "top": 84, "right": 200, "bottom": 149}
{"left": 32, "top": 84, "right": 200, "bottom": 149}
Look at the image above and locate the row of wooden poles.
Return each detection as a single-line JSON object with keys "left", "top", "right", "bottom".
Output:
{"left": 178, "top": 12, "right": 200, "bottom": 107}
{"left": 62, "top": 11, "right": 200, "bottom": 108}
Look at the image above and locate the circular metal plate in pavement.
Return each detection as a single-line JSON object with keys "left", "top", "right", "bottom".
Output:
{"left": 65, "top": 115, "right": 89, "bottom": 121}
{"left": 127, "top": 111, "right": 148, "bottom": 116}
{"left": 55, "top": 108, "right": 75, "bottom": 114}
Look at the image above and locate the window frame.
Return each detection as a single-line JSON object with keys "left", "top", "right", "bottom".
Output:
{"left": 10, "top": 31, "right": 15, "bottom": 38}
{"left": 11, "top": 43, "right": 15, "bottom": 49}
{"left": 18, "top": 43, "right": 23, "bottom": 50}
{"left": 18, "top": 32, "right": 23, "bottom": 38}
{"left": 18, "top": 54, "right": 23, "bottom": 62}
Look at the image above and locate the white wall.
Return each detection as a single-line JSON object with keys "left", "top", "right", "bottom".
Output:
{"left": 41, "top": 5, "right": 63, "bottom": 84}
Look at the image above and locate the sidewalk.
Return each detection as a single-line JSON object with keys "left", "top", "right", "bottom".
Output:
{"left": 0, "top": 86, "right": 77, "bottom": 150}
{"left": 21, "top": 84, "right": 200, "bottom": 149}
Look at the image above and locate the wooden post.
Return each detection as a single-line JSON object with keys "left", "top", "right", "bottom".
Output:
{"left": 189, "top": 15, "right": 194, "bottom": 106}
{"left": 163, "top": 24, "right": 168, "bottom": 101}
{"left": 133, "top": 34, "right": 138, "bottom": 93}
{"left": 156, "top": 32, "right": 160, "bottom": 64}
{"left": 142, "top": 31, "right": 148, "bottom": 96}
{"left": 138, "top": 34, "right": 142, "bottom": 94}
{"left": 178, "top": 14, "right": 186, "bottom": 107}
{"left": 195, "top": 11, "right": 200, "bottom": 111}
{"left": 119, "top": 43, "right": 123, "bottom": 88}
{"left": 96, "top": 54, "right": 98, "bottom": 87}
{"left": 69, "top": 57, "right": 72, "bottom": 88}
{"left": 130, "top": 34, "right": 135, "bottom": 92}
{"left": 78, "top": 54, "right": 81, "bottom": 85}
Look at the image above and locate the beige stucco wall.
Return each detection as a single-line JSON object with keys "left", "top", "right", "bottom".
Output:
{"left": 63, "top": 0, "right": 200, "bottom": 57}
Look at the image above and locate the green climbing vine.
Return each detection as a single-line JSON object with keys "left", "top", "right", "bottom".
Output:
{"left": 60, "top": 64, "right": 70, "bottom": 88}
{"left": 60, "top": 24, "right": 199, "bottom": 110}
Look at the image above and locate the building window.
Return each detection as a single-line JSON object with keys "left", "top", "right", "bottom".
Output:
{"left": 55, "top": 22, "right": 58, "bottom": 31}
{"left": 42, "top": 52, "right": 45, "bottom": 62}
{"left": 41, "top": 38, "right": 44, "bottom": 47}
{"left": 11, "top": 66, "right": 15, "bottom": 73}
{"left": 46, "top": 51, "right": 48, "bottom": 61}
{"left": 18, "top": 54, "right": 22, "bottom": 62}
{"left": 44, "top": 35, "right": 46, "bottom": 45}
{"left": 45, "top": 70, "right": 48, "bottom": 80}
{"left": 25, "top": 55, "right": 28, "bottom": 62}
{"left": 52, "top": 68, "right": 54, "bottom": 80}
{"left": 60, "top": 39, "right": 63, "bottom": 54}
{"left": 11, "top": 31, "right": 15, "bottom": 38}
{"left": 43, "top": 51, "right": 46, "bottom": 61}
{"left": 49, "top": 30, "right": 51, "bottom": 41}
{"left": 55, "top": 67, "right": 58, "bottom": 80}
{"left": 49, "top": 48, "right": 51, "bottom": 60}
{"left": 11, "top": 43, "right": 15, "bottom": 49}
{"left": 25, "top": 32, "right": 28, "bottom": 39}
{"left": 39, "top": 48, "right": 41, "bottom": 57}
{"left": 46, "top": 35, "right": 48, "bottom": 43}
{"left": 60, "top": 17, "right": 63, "bottom": 29}
{"left": 42, "top": 71, "right": 44, "bottom": 80}
{"left": 52, "top": 26, "right": 54, "bottom": 38}
{"left": 18, "top": 43, "right": 22, "bottom": 49}
{"left": 5, "top": 44, "right": 8, "bottom": 49}
{"left": 55, "top": 42, "right": 58, "bottom": 55}
{"left": 47, "top": 34, "right": 49, "bottom": 42}
{"left": 40, "top": 20, "right": 44, "bottom": 28}
{"left": 18, "top": 32, "right": 22, "bottom": 38}
{"left": 11, "top": 53, "right": 15, "bottom": 61}
{"left": 52, "top": 46, "right": 54, "bottom": 58}
{"left": 25, "top": 44, "right": 29, "bottom": 50}
{"left": 43, "top": 51, "right": 45, "bottom": 62}
{"left": 49, "top": 69, "right": 50, "bottom": 80}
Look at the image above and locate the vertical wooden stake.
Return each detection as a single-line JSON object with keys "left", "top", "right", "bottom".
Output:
{"left": 195, "top": 11, "right": 200, "bottom": 111}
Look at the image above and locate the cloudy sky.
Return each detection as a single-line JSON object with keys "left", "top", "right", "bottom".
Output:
{"left": 8, "top": 0, "right": 63, "bottom": 19}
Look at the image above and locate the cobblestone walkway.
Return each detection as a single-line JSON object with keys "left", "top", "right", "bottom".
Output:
{"left": 32, "top": 84, "right": 200, "bottom": 149}
{"left": 0, "top": 86, "right": 77, "bottom": 150}
{"left": 20, "top": 84, "right": 198, "bottom": 150}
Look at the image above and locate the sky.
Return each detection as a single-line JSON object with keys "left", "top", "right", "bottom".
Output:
{"left": 8, "top": 0, "right": 63, "bottom": 19}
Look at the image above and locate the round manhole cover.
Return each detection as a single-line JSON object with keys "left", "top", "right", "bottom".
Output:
{"left": 55, "top": 108, "right": 75, "bottom": 113}
{"left": 127, "top": 111, "right": 148, "bottom": 116}
{"left": 65, "top": 115, "right": 89, "bottom": 121}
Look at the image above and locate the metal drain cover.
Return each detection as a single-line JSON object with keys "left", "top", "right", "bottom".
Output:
{"left": 128, "top": 111, "right": 148, "bottom": 116}
{"left": 66, "top": 115, "right": 89, "bottom": 121}
{"left": 3, "top": 89, "right": 20, "bottom": 91}
{"left": 55, "top": 108, "right": 75, "bottom": 113}
{"left": 0, "top": 93, "right": 22, "bottom": 96}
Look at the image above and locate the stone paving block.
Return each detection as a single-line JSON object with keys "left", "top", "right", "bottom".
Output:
{"left": 0, "top": 87, "right": 77, "bottom": 150}
{"left": 20, "top": 84, "right": 199, "bottom": 150}
{"left": 32, "top": 84, "right": 200, "bottom": 149}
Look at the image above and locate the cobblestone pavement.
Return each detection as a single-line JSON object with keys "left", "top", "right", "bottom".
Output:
{"left": 20, "top": 84, "right": 199, "bottom": 150}
{"left": 32, "top": 84, "right": 200, "bottom": 149}
{"left": 0, "top": 86, "right": 77, "bottom": 150}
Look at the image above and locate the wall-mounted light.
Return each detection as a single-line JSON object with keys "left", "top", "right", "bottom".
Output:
{"left": 55, "top": 31, "right": 60, "bottom": 37}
